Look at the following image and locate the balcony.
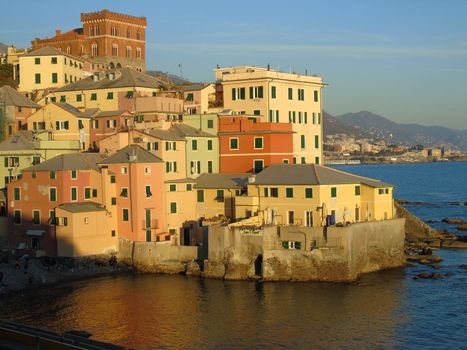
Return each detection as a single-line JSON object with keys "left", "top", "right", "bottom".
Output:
{"left": 142, "top": 219, "right": 159, "bottom": 230}
{"left": 208, "top": 100, "right": 224, "bottom": 108}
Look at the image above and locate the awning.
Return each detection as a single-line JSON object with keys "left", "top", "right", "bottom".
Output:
{"left": 26, "top": 230, "right": 45, "bottom": 237}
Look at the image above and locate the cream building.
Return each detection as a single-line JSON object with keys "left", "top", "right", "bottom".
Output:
{"left": 180, "top": 84, "right": 216, "bottom": 114}
{"left": 215, "top": 66, "right": 325, "bottom": 165}
{"left": 19, "top": 46, "right": 86, "bottom": 96}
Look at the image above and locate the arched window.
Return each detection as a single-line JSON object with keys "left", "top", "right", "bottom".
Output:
{"left": 89, "top": 26, "right": 94, "bottom": 37}
{"left": 112, "top": 44, "right": 118, "bottom": 56}
{"left": 66, "top": 46, "right": 71, "bottom": 54}
{"left": 136, "top": 31, "right": 141, "bottom": 40}
{"left": 136, "top": 47, "right": 141, "bottom": 59}
{"left": 127, "top": 28, "right": 131, "bottom": 38}
{"left": 95, "top": 25, "right": 100, "bottom": 36}
{"left": 91, "top": 44, "right": 98, "bottom": 57}
{"left": 126, "top": 46, "right": 132, "bottom": 58}
{"left": 80, "top": 45, "right": 84, "bottom": 55}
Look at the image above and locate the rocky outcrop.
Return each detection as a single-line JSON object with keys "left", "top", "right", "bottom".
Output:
{"left": 395, "top": 201, "right": 438, "bottom": 240}
{"left": 441, "top": 218, "right": 466, "bottom": 224}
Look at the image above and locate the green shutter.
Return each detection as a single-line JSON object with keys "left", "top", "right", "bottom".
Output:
{"left": 4, "top": 157, "right": 8, "bottom": 167}
{"left": 315, "top": 135, "right": 319, "bottom": 148}
{"left": 35, "top": 74, "right": 41, "bottom": 84}
{"left": 197, "top": 190, "right": 204, "bottom": 202}
{"left": 314, "top": 90, "right": 319, "bottom": 102}
{"left": 232, "top": 88, "right": 236, "bottom": 101}
{"left": 305, "top": 188, "right": 313, "bottom": 198}
{"left": 208, "top": 140, "right": 213, "bottom": 150}
{"left": 50, "top": 188, "right": 57, "bottom": 201}
{"left": 331, "top": 187, "right": 337, "bottom": 198}
{"left": 315, "top": 156, "right": 320, "bottom": 165}
{"left": 85, "top": 188, "right": 91, "bottom": 199}
{"left": 166, "top": 162, "right": 170, "bottom": 173}
{"left": 271, "top": 86, "right": 276, "bottom": 99}
{"left": 288, "top": 88, "right": 292, "bottom": 100}
{"left": 301, "top": 135, "right": 305, "bottom": 149}
{"left": 258, "top": 86, "right": 263, "bottom": 98}
{"left": 170, "top": 202, "right": 177, "bottom": 213}
{"left": 286, "top": 188, "right": 293, "bottom": 198}
{"left": 249, "top": 86, "right": 254, "bottom": 99}
{"left": 52, "top": 73, "right": 58, "bottom": 83}
{"left": 355, "top": 186, "right": 361, "bottom": 196}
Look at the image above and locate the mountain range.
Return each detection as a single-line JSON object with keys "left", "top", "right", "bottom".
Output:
{"left": 324, "top": 110, "right": 467, "bottom": 151}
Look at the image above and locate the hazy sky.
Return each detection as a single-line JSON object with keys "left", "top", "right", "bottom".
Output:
{"left": 1, "top": 0, "right": 466, "bottom": 129}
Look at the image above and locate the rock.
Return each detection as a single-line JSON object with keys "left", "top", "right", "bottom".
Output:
{"left": 430, "top": 264, "right": 441, "bottom": 269}
{"left": 441, "top": 240, "right": 467, "bottom": 249}
{"left": 406, "top": 255, "right": 443, "bottom": 263}
{"left": 459, "top": 264, "right": 467, "bottom": 269}
{"left": 445, "top": 272, "right": 455, "bottom": 277}
{"left": 457, "top": 224, "right": 467, "bottom": 231}
{"left": 413, "top": 272, "right": 445, "bottom": 280}
{"left": 442, "top": 218, "right": 466, "bottom": 224}
{"left": 419, "top": 259, "right": 432, "bottom": 264}
{"left": 426, "top": 219, "right": 437, "bottom": 224}
{"left": 185, "top": 261, "right": 201, "bottom": 276}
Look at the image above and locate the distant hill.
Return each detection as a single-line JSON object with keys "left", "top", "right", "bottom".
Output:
{"left": 0, "top": 42, "right": 8, "bottom": 55}
{"left": 324, "top": 110, "right": 467, "bottom": 151}
{"left": 146, "top": 70, "right": 193, "bottom": 87}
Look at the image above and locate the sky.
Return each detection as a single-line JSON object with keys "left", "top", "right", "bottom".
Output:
{"left": 1, "top": 0, "right": 466, "bottom": 129}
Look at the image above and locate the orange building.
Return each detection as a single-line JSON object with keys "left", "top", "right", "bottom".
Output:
{"left": 31, "top": 9, "right": 147, "bottom": 71}
{"left": 218, "top": 115, "right": 294, "bottom": 173}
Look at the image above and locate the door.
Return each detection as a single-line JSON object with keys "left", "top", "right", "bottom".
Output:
{"left": 305, "top": 211, "right": 313, "bottom": 227}
{"left": 145, "top": 209, "right": 151, "bottom": 242}
{"left": 355, "top": 207, "right": 360, "bottom": 222}
{"left": 253, "top": 160, "right": 264, "bottom": 173}
{"left": 183, "top": 227, "right": 190, "bottom": 246}
{"left": 288, "top": 211, "right": 295, "bottom": 225}
{"left": 330, "top": 210, "right": 336, "bottom": 225}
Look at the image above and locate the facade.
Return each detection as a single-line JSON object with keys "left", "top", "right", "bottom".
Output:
{"left": 180, "top": 84, "right": 216, "bottom": 114}
{"left": 0, "top": 85, "right": 40, "bottom": 139}
{"left": 18, "top": 47, "right": 86, "bottom": 95}
{"left": 39, "top": 68, "right": 166, "bottom": 111}
{"left": 7, "top": 153, "right": 108, "bottom": 256}
{"left": 183, "top": 113, "right": 218, "bottom": 136}
{"left": 99, "top": 145, "right": 166, "bottom": 242}
{"left": 0, "top": 130, "right": 80, "bottom": 188}
{"left": 218, "top": 114, "right": 294, "bottom": 173}
{"left": 90, "top": 110, "right": 132, "bottom": 148}
{"left": 235, "top": 164, "right": 394, "bottom": 226}
{"left": 215, "top": 66, "right": 324, "bottom": 165}
{"left": 26, "top": 102, "right": 98, "bottom": 150}
{"left": 31, "top": 9, "right": 147, "bottom": 71}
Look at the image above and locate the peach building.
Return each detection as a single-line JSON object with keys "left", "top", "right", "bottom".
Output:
{"left": 180, "top": 84, "right": 216, "bottom": 114}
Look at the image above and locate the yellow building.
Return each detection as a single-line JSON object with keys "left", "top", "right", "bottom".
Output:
{"left": 19, "top": 46, "right": 86, "bottom": 96}
{"left": 39, "top": 68, "right": 167, "bottom": 111}
{"left": 26, "top": 102, "right": 98, "bottom": 150}
{"left": 55, "top": 202, "right": 118, "bottom": 257}
{"left": 235, "top": 164, "right": 394, "bottom": 226}
{"left": 180, "top": 84, "right": 216, "bottom": 114}
{"left": 215, "top": 66, "right": 325, "bottom": 165}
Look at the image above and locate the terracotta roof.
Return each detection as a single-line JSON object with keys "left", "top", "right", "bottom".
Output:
{"left": 24, "top": 153, "right": 106, "bottom": 172}
{"left": 144, "top": 128, "right": 185, "bottom": 141}
{"left": 99, "top": 144, "right": 163, "bottom": 164}
{"left": 58, "top": 202, "right": 106, "bottom": 213}
{"left": 252, "top": 164, "right": 392, "bottom": 188}
{"left": 0, "top": 85, "right": 40, "bottom": 108}
{"left": 55, "top": 68, "right": 168, "bottom": 92}
{"left": 0, "top": 131, "right": 36, "bottom": 152}
{"left": 195, "top": 173, "right": 250, "bottom": 189}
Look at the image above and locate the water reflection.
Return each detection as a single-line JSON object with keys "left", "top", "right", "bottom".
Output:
{"left": 0, "top": 269, "right": 410, "bottom": 350}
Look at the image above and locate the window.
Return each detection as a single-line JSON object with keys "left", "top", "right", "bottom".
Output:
{"left": 50, "top": 97, "right": 56, "bottom": 102}
{"left": 52, "top": 73, "right": 58, "bottom": 83}
{"left": 315, "top": 135, "right": 320, "bottom": 149}
{"left": 253, "top": 160, "right": 264, "bottom": 173}
{"left": 106, "top": 120, "right": 117, "bottom": 128}
{"left": 287, "top": 211, "right": 295, "bottom": 225}
{"left": 254, "top": 137, "right": 263, "bottom": 149}
{"left": 144, "top": 166, "right": 151, "bottom": 175}
{"left": 121, "top": 166, "right": 128, "bottom": 174}
{"left": 13, "top": 210, "right": 21, "bottom": 225}
{"left": 32, "top": 210, "right": 40, "bottom": 225}
{"left": 32, "top": 156, "right": 40, "bottom": 165}
{"left": 60, "top": 95, "right": 66, "bottom": 103}
{"left": 282, "top": 241, "right": 301, "bottom": 250}
{"left": 71, "top": 187, "right": 77, "bottom": 201}
{"left": 165, "top": 161, "right": 177, "bottom": 173}
{"left": 35, "top": 73, "right": 41, "bottom": 84}
{"left": 305, "top": 188, "right": 313, "bottom": 198}
{"left": 207, "top": 119, "right": 214, "bottom": 128}
{"left": 231, "top": 87, "right": 246, "bottom": 100}
{"left": 355, "top": 186, "right": 361, "bottom": 196}
{"left": 49, "top": 171, "right": 56, "bottom": 179}
{"left": 300, "top": 135, "right": 306, "bottom": 149}
{"left": 120, "top": 187, "right": 128, "bottom": 197}
{"left": 186, "top": 184, "right": 192, "bottom": 191}
{"left": 249, "top": 86, "right": 263, "bottom": 99}
{"left": 49, "top": 210, "right": 56, "bottom": 225}
{"left": 186, "top": 93, "right": 194, "bottom": 101}
{"left": 136, "top": 48, "right": 141, "bottom": 59}
{"left": 283, "top": 159, "right": 289, "bottom": 164}
{"left": 286, "top": 188, "right": 294, "bottom": 198}
{"left": 207, "top": 140, "right": 213, "bottom": 150}
{"left": 111, "top": 26, "right": 117, "bottom": 36}
{"left": 112, "top": 44, "right": 118, "bottom": 56}
{"left": 145, "top": 185, "right": 152, "bottom": 197}
{"left": 122, "top": 209, "right": 129, "bottom": 221}
{"left": 76, "top": 94, "right": 82, "bottom": 102}
{"left": 92, "top": 189, "right": 97, "bottom": 198}
{"left": 304, "top": 112, "right": 308, "bottom": 124}
{"left": 301, "top": 157, "right": 306, "bottom": 164}
{"left": 51, "top": 57, "right": 57, "bottom": 64}
{"left": 229, "top": 138, "right": 239, "bottom": 150}
{"left": 170, "top": 202, "right": 177, "bottom": 214}
{"left": 49, "top": 188, "right": 57, "bottom": 202}
{"left": 197, "top": 190, "right": 204, "bottom": 202}
{"left": 90, "top": 93, "right": 97, "bottom": 101}
{"left": 110, "top": 175, "right": 116, "bottom": 183}
{"left": 13, "top": 187, "right": 21, "bottom": 201}
{"left": 331, "top": 187, "right": 337, "bottom": 198}
{"left": 71, "top": 170, "right": 77, "bottom": 179}
{"left": 152, "top": 142, "right": 159, "bottom": 150}
{"left": 126, "top": 46, "right": 132, "bottom": 58}
{"left": 111, "top": 230, "right": 116, "bottom": 237}
{"left": 298, "top": 88, "right": 305, "bottom": 101}
{"left": 169, "top": 184, "right": 176, "bottom": 192}
{"left": 314, "top": 90, "right": 319, "bottom": 102}
{"left": 111, "top": 197, "right": 117, "bottom": 205}
{"left": 271, "top": 86, "right": 276, "bottom": 99}
{"left": 263, "top": 188, "right": 269, "bottom": 197}
{"left": 288, "top": 87, "right": 293, "bottom": 100}
{"left": 55, "top": 121, "right": 69, "bottom": 130}
{"left": 208, "top": 161, "right": 213, "bottom": 173}
{"left": 92, "top": 44, "right": 98, "bottom": 57}
{"left": 216, "top": 190, "right": 225, "bottom": 202}
{"left": 192, "top": 139, "right": 198, "bottom": 150}
{"left": 315, "top": 156, "right": 320, "bottom": 165}
{"left": 35, "top": 58, "right": 40, "bottom": 64}
{"left": 84, "top": 187, "right": 91, "bottom": 199}
{"left": 270, "top": 187, "right": 278, "bottom": 198}
{"left": 137, "top": 31, "right": 141, "bottom": 40}
{"left": 107, "top": 92, "right": 114, "bottom": 100}
{"left": 127, "top": 29, "right": 132, "bottom": 38}
{"left": 165, "top": 141, "right": 176, "bottom": 151}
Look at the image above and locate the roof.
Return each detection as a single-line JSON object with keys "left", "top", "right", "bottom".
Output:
{"left": 24, "top": 153, "right": 106, "bottom": 172}
{"left": 144, "top": 128, "right": 185, "bottom": 141}
{"left": 58, "top": 202, "right": 106, "bottom": 213}
{"left": 95, "top": 110, "right": 131, "bottom": 118}
{"left": 55, "top": 68, "right": 168, "bottom": 92}
{"left": 0, "top": 131, "right": 36, "bottom": 152}
{"left": 172, "top": 124, "right": 215, "bottom": 138}
{"left": 195, "top": 173, "right": 250, "bottom": 189}
{"left": 178, "top": 84, "right": 212, "bottom": 92}
{"left": 252, "top": 164, "right": 392, "bottom": 188}
{"left": 54, "top": 102, "right": 99, "bottom": 118}
{"left": 99, "top": 144, "right": 163, "bottom": 164}
{"left": 165, "top": 178, "right": 197, "bottom": 184}
{"left": 22, "top": 46, "right": 84, "bottom": 62}
{"left": 0, "top": 85, "right": 40, "bottom": 108}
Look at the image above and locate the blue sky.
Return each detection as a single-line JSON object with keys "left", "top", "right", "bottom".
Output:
{"left": 1, "top": 0, "right": 466, "bottom": 129}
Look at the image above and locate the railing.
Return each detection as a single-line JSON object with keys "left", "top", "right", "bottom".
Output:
{"left": 208, "top": 100, "right": 224, "bottom": 108}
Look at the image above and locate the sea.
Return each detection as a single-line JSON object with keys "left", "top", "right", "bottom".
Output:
{"left": 0, "top": 162, "right": 466, "bottom": 350}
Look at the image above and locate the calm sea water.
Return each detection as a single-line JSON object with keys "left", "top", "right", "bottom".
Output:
{"left": 1, "top": 162, "right": 466, "bottom": 350}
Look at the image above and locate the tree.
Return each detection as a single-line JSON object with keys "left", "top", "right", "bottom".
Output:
{"left": 0, "top": 64, "right": 18, "bottom": 88}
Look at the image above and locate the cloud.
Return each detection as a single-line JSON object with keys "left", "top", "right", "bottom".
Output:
{"left": 150, "top": 42, "right": 467, "bottom": 60}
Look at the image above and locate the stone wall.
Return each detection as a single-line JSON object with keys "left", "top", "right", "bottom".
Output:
{"left": 204, "top": 219, "right": 406, "bottom": 282}
{"left": 394, "top": 202, "right": 436, "bottom": 240}
{"left": 118, "top": 238, "right": 198, "bottom": 274}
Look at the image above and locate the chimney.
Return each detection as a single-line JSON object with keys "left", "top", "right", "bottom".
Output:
{"left": 55, "top": 29, "right": 61, "bottom": 36}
